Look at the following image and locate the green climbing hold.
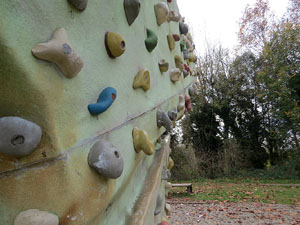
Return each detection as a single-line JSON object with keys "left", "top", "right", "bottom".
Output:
{"left": 180, "top": 41, "right": 185, "bottom": 52}
{"left": 145, "top": 28, "right": 158, "bottom": 52}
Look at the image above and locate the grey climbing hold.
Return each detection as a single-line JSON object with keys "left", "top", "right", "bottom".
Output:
{"left": 188, "top": 86, "right": 196, "bottom": 96}
{"left": 183, "top": 48, "right": 189, "bottom": 60}
{"left": 68, "top": 0, "right": 88, "bottom": 11}
{"left": 124, "top": 0, "right": 141, "bottom": 26}
{"left": 154, "top": 194, "right": 163, "bottom": 216}
{"left": 157, "top": 109, "right": 173, "bottom": 131}
{"left": 161, "top": 166, "right": 171, "bottom": 180}
{"left": 88, "top": 140, "right": 124, "bottom": 179}
{"left": 14, "top": 209, "right": 59, "bottom": 225}
{"left": 179, "top": 21, "right": 189, "bottom": 35}
{"left": 0, "top": 117, "right": 42, "bottom": 157}
{"left": 168, "top": 108, "right": 177, "bottom": 121}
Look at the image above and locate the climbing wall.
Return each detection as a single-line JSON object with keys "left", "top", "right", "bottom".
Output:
{"left": 0, "top": 0, "right": 198, "bottom": 224}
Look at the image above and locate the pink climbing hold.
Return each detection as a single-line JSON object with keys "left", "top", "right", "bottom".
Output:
{"left": 185, "top": 94, "right": 192, "bottom": 112}
{"left": 172, "top": 34, "right": 180, "bottom": 41}
{"left": 184, "top": 64, "right": 190, "bottom": 73}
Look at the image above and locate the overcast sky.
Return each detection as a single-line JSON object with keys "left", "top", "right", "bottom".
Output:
{"left": 177, "top": 0, "right": 289, "bottom": 55}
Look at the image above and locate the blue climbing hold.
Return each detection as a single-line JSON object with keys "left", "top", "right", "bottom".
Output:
{"left": 88, "top": 87, "right": 117, "bottom": 115}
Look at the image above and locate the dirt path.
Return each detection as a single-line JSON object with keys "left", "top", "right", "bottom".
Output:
{"left": 168, "top": 198, "right": 300, "bottom": 225}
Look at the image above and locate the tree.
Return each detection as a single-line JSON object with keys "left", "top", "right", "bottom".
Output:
{"left": 259, "top": 22, "right": 300, "bottom": 151}
{"left": 237, "top": 0, "right": 274, "bottom": 54}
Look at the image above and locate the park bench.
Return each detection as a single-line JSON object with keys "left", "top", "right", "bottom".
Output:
{"left": 172, "top": 183, "right": 193, "bottom": 194}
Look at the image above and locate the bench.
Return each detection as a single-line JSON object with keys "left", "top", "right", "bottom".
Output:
{"left": 172, "top": 183, "right": 193, "bottom": 194}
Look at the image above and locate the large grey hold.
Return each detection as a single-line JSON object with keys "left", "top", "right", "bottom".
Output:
{"left": 168, "top": 108, "right": 177, "bottom": 121}
{"left": 161, "top": 166, "right": 171, "bottom": 180}
{"left": 0, "top": 117, "right": 42, "bottom": 157}
{"left": 68, "top": 0, "right": 88, "bottom": 11}
{"left": 14, "top": 209, "right": 59, "bottom": 225}
{"left": 179, "top": 21, "right": 189, "bottom": 35}
{"left": 88, "top": 140, "right": 124, "bottom": 179}
{"left": 157, "top": 109, "right": 173, "bottom": 131}
{"left": 154, "top": 194, "right": 163, "bottom": 215}
{"left": 124, "top": 0, "right": 141, "bottom": 26}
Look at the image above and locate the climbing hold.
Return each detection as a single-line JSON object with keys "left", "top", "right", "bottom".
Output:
{"left": 174, "top": 55, "right": 184, "bottom": 72}
{"left": 168, "top": 157, "right": 174, "bottom": 170}
{"left": 169, "top": 68, "right": 181, "bottom": 82}
{"left": 188, "top": 53, "right": 197, "bottom": 63}
{"left": 154, "top": 2, "right": 169, "bottom": 26}
{"left": 0, "top": 117, "right": 42, "bottom": 158}
{"left": 167, "top": 10, "right": 181, "bottom": 22}
{"left": 185, "top": 39, "right": 193, "bottom": 50}
{"left": 177, "top": 94, "right": 185, "bottom": 111}
{"left": 32, "top": 28, "right": 83, "bottom": 78}
{"left": 68, "top": 0, "right": 88, "bottom": 11}
{"left": 167, "top": 0, "right": 172, "bottom": 2}
{"left": 188, "top": 86, "right": 196, "bottom": 96}
{"left": 158, "top": 221, "right": 169, "bottom": 225}
{"left": 133, "top": 69, "right": 150, "bottom": 91}
{"left": 183, "top": 48, "right": 189, "bottom": 60}
{"left": 158, "top": 217, "right": 171, "bottom": 225}
{"left": 180, "top": 41, "right": 185, "bottom": 52}
{"left": 88, "top": 87, "right": 117, "bottom": 115}
{"left": 165, "top": 203, "right": 171, "bottom": 216}
{"left": 167, "top": 34, "right": 175, "bottom": 51}
{"left": 185, "top": 94, "right": 192, "bottom": 112}
{"left": 145, "top": 28, "right": 158, "bottom": 52}
{"left": 172, "top": 34, "right": 180, "bottom": 41}
{"left": 157, "top": 109, "right": 173, "bottom": 131}
{"left": 158, "top": 59, "right": 169, "bottom": 72}
{"left": 166, "top": 182, "right": 172, "bottom": 190}
{"left": 167, "top": 108, "right": 177, "bottom": 121}
{"left": 183, "top": 70, "right": 188, "bottom": 78}
{"left": 179, "top": 21, "right": 189, "bottom": 35}
{"left": 124, "top": 0, "right": 141, "bottom": 26}
{"left": 14, "top": 209, "right": 59, "bottom": 225}
{"left": 161, "top": 166, "right": 171, "bottom": 180}
{"left": 88, "top": 140, "right": 124, "bottom": 179}
{"left": 105, "top": 32, "right": 126, "bottom": 58}
{"left": 154, "top": 194, "right": 163, "bottom": 215}
{"left": 132, "top": 127, "right": 154, "bottom": 155}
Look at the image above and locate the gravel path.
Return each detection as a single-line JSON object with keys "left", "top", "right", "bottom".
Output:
{"left": 168, "top": 199, "right": 300, "bottom": 225}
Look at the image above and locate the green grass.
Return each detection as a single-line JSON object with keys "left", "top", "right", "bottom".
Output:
{"left": 170, "top": 178, "right": 300, "bottom": 205}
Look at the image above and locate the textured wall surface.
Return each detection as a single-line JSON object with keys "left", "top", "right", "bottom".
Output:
{"left": 0, "top": 0, "right": 197, "bottom": 224}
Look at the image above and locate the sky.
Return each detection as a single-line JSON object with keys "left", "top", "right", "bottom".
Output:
{"left": 177, "top": 0, "right": 290, "bottom": 55}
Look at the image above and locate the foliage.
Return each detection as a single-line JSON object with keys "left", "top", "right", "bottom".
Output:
{"left": 238, "top": 0, "right": 275, "bottom": 54}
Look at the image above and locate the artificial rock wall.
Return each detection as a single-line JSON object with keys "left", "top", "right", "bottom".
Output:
{"left": 0, "top": 0, "right": 198, "bottom": 224}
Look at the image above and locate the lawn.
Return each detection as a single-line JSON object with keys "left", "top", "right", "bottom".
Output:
{"left": 170, "top": 178, "right": 300, "bottom": 205}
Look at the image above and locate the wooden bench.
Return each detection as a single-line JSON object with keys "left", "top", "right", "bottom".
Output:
{"left": 172, "top": 183, "right": 193, "bottom": 194}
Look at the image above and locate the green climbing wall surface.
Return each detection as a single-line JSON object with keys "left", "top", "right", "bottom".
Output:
{"left": 0, "top": 0, "right": 198, "bottom": 224}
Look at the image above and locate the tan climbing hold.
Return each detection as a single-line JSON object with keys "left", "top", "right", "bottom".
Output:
{"left": 132, "top": 127, "right": 154, "bottom": 155}
{"left": 165, "top": 203, "right": 172, "bottom": 216}
{"left": 188, "top": 53, "right": 197, "bottom": 63}
{"left": 154, "top": 2, "right": 169, "bottom": 26}
{"left": 177, "top": 94, "right": 185, "bottom": 111}
{"left": 169, "top": 68, "right": 181, "bottom": 82}
{"left": 105, "top": 31, "right": 126, "bottom": 58}
{"left": 14, "top": 209, "right": 59, "bottom": 225}
{"left": 158, "top": 59, "right": 169, "bottom": 72}
{"left": 133, "top": 69, "right": 150, "bottom": 91}
{"left": 167, "top": 34, "right": 175, "bottom": 51}
{"left": 167, "top": 157, "right": 174, "bottom": 170}
{"left": 32, "top": 28, "right": 83, "bottom": 78}
{"left": 167, "top": 10, "right": 181, "bottom": 22}
{"left": 174, "top": 55, "right": 184, "bottom": 72}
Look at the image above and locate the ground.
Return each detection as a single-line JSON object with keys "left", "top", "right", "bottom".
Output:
{"left": 168, "top": 179, "right": 300, "bottom": 225}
